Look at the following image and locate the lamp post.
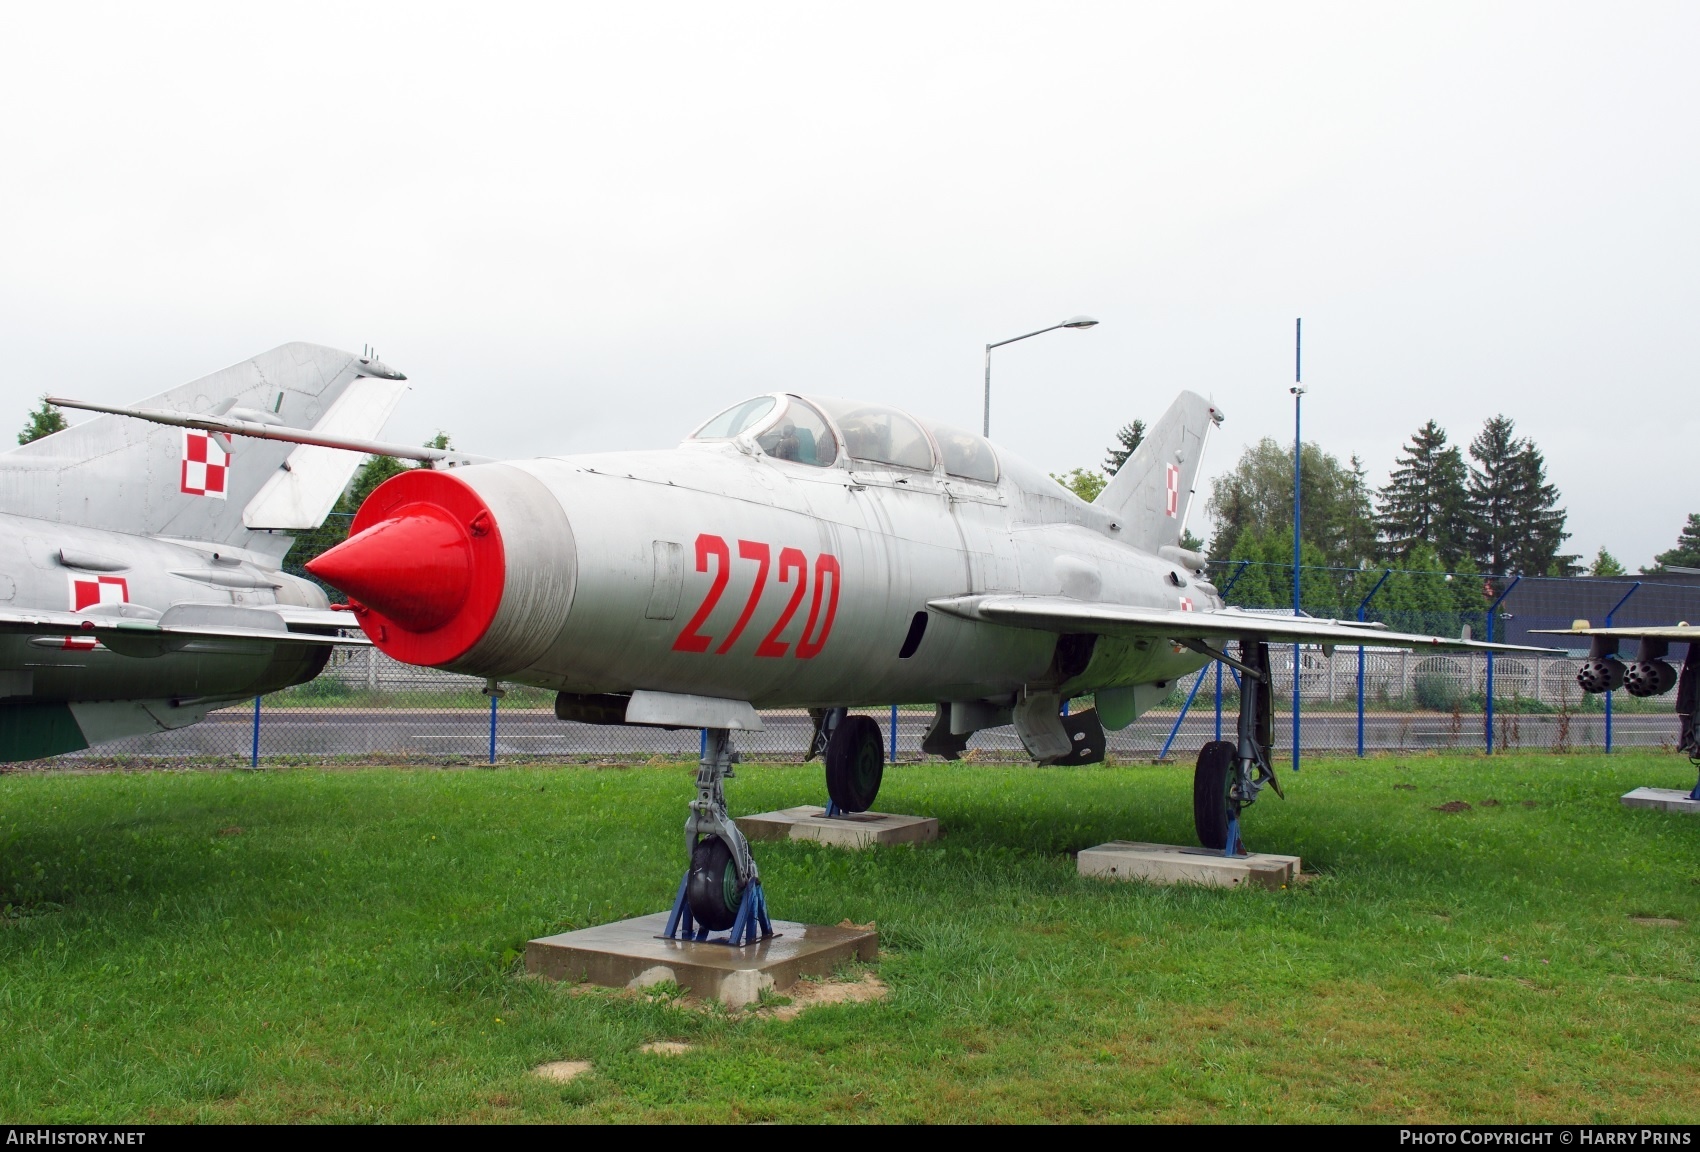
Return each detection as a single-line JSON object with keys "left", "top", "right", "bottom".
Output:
{"left": 982, "top": 315, "right": 1098, "bottom": 437}
{"left": 1290, "top": 317, "right": 1304, "bottom": 773}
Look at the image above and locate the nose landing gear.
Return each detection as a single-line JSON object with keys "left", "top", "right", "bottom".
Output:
{"left": 662, "top": 727, "right": 773, "bottom": 945}
{"left": 1192, "top": 638, "right": 1283, "bottom": 856}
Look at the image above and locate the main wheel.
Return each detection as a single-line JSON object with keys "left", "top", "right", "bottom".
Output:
{"left": 685, "top": 835, "right": 743, "bottom": 930}
{"left": 826, "top": 713, "right": 885, "bottom": 813}
{"left": 1192, "top": 740, "right": 1240, "bottom": 850}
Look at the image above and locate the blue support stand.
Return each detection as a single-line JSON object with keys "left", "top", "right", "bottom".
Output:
{"left": 661, "top": 870, "right": 774, "bottom": 946}
{"left": 1601, "top": 581, "right": 1642, "bottom": 756}
{"left": 1160, "top": 670, "right": 1208, "bottom": 761}
{"left": 251, "top": 696, "right": 261, "bottom": 768}
{"left": 1484, "top": 575, "right": 1522, "bottom": 755}
{"left": 1224, "top": 812, "right": 1246, "bottom": 858}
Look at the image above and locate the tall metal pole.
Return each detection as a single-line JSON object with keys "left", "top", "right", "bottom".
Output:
{"left": 1356, "top": 568, "right": 1393, "bottom": 758}
{"left": 980, "top": 317, "right": 1098, "bottom": 438}
{"left": 1603, "top": 581, "right": 1642, "bottom": 754}
{"left": 1291, "top": 319, "right": 1304, "bottom": 774}
{"left": 1484, "top": 575, "right": 1522, "bottom": 754}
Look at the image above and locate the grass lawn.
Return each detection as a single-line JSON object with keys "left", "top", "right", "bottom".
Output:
{"left": 1, "top": 751, "right": 1696, "bottom": 1123}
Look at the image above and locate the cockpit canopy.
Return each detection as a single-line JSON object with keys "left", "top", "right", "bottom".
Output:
{"left": 689, "top": 394, "right": 998, "bottom": 482}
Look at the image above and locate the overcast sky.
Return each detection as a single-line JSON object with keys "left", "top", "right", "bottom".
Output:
{"left": 2, "top": 3, "right": 1695, "bottom": 569}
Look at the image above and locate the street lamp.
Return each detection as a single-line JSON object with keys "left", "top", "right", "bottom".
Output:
{"left": 982, "top": 315, "right": 1098, "bottom": 437}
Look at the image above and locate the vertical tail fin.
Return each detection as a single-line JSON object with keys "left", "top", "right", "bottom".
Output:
{"left": 1093, "top": 390, "right": 1223, "bottom": 554}
{"left": 1, "top": 343, "right": 403, "bottom": 558}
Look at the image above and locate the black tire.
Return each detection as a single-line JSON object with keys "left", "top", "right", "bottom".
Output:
{"left": 685, "top": 835, "right": 742, "bottom": 931}
{"left": 1192, "top": 740, "right": 1240, "bottom": 850}
{"left": 826, "top": 714, "right": 885, "bottom": 813}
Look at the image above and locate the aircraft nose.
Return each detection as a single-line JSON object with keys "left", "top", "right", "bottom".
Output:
{"left": 308, "top": 511, "right": 470, "bottom": 631}
{"left": 305, "top": 469, "right": 507, "bottom": 666}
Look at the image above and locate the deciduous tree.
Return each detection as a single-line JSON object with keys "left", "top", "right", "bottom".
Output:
{"left": 1206, "top": 438, "right": 1374, "bottom": 570}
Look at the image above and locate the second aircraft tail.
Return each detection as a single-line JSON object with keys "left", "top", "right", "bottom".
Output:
{"left": 0, "top": 343, "right": 407, "bottom": 560}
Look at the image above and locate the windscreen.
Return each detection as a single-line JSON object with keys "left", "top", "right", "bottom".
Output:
{"left": 693, "top": 396, "right": 776, "bottom": 440}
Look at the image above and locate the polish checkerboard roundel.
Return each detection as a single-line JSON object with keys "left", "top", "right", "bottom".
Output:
{"left": 1165, "top": 463, "right": 1180, "bottom": 517}
{"left": 181, "top": 430, "right": 229, "bottom": 498}
{"left": 65, "top": 574, "right": 127, "bottom": 649}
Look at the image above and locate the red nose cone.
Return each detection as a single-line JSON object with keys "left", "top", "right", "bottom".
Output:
{"left": 308, "top": 511, "right": 470, "bottom": 632}
{"left": 306, "top": 469, "right": 505, "bottom": 667}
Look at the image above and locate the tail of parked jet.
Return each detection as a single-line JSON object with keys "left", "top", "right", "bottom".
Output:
{"left": 0, "top": 343, "right": 408, "bottom": 559}
{"left": 1092, "top": 390, "right": 1223, "bottom": 556}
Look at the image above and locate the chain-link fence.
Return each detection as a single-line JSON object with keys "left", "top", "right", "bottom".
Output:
{"left": 60, "top": 636, "right": 1683, "bottom": 766}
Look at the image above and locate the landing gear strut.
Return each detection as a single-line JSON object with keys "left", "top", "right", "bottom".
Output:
{"left": 662, "top": 727, "right": 773, "bottom": 945}
{"left": 1192, "top": 638, "right": 1283, "bottom": 856}
{"left": 1678, "top": 646, "right": 1700, "bottom": 801}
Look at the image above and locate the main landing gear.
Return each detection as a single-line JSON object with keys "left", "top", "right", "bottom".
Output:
{"left": 1192, "top": 637, "right": 1283, "bottom": 856}
{"left": 662, "top": 728, "right": 774, "bottom": 945}
{"left": 808, "top": 707, "right": 885, "bottom": 815}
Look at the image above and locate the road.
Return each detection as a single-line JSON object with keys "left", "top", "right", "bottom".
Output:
{"left": 77, "top": 706, "right": 1679, "bottom": 760}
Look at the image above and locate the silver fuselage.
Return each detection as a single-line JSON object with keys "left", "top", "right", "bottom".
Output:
{"left": 442, "top": 441, "right": 1218, "bottom": 707}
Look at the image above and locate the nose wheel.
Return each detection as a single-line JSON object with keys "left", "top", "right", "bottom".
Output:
{"left": 662, "top": 728, "right": 773, "bottom": 945}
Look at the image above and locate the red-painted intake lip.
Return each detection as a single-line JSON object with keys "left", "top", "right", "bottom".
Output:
{"left": 306, "top": 469, "right": 505, "bottom": 667}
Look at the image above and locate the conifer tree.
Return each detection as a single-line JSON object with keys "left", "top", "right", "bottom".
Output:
{"left": 1374, "top": 420, "right": 1469, "bottom": 568}
{"left": 1645, "top": 513, "right": 1700, "bottom": 573}
{"left": 1464, "top": 415, "right": 1521, "bottom": 574}
{"left": 1103, "top": 420, "right": 1146, "bottom": 475}
{"left": 1589, "top": 547, "right": 1626, "bottom": 577}
{"left": 17, "top": 397, "right": 67, "bottom": 445}
{"left": 1463, "top": 416, "right": 1574, "bottom": 576}
{"left": 1510, "top": 439, "right": 1576, "bottom": 574}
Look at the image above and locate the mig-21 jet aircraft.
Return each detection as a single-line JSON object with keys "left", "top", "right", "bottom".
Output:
{"left": 78, "top": 383, "right": 1557, "bottom": 941}
{"left": 0, "top": 343, "right": 449, "bottom": 761}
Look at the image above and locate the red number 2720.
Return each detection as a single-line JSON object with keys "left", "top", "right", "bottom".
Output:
{"left": 672, "top": 533, "right": 840, "bottom": 659}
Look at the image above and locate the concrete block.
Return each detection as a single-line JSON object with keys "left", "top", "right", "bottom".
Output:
{"left": 736, "top": 805, "right": 938, "bottom": 850}
{"left": 1621, "top": 787, "right": 1700, "bottom": 815}
{"left": 1078, "top": 840, "right": 1301, "bottom": 891}
{"left": 525, "top": 913, "right": 878, "bottom": 1008}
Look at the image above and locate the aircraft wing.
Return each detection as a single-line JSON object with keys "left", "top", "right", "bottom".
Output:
{"left": 1531, "top": 624, "right": 1700, "bottom": 641}
{"left": 928, "top": 595, "right": 1563, "bottom": 655}
{"left": 0, "top": 606, "right": 368, "bottom": 647}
